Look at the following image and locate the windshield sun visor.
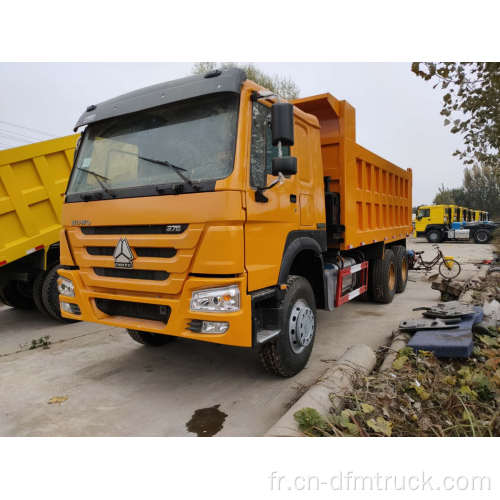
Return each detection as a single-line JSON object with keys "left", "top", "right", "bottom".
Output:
{"left": 74, "top": 68, "right": 246, "bottom": 131}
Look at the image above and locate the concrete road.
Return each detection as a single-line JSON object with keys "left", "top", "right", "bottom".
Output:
{"left": 0, "top": 239, "right": 493, "bottom": 436}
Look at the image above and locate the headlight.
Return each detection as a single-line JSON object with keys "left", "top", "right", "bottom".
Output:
{"left": 190, "top": 285, "right": 240, "bottom": 312}
{"left": 57, "top": 277, "right": 75, "bottom": 297}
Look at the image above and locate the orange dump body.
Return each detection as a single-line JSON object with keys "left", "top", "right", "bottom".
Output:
{"left": 293, "top": 93, "right": 413, "bottom": 251}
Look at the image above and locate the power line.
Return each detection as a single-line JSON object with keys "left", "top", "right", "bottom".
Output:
{"left": 0, "top": 135, "right": 24, "bottom": 145}
{"left": 0, "top": 120, "right": 55, "bottom": 138}
{"left": 0, "top": 141, "right": 19, "bottom": 149}
{"left": 0, "top": 128, "right": 45, "bottom": 143}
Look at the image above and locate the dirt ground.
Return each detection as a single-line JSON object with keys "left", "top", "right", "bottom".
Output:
{"left": 0, "top": 238, "right": 494, "bottom": 436}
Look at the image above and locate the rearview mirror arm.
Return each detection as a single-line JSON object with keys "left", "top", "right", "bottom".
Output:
{"left": 254, "top": 172, "right": 285, "bottom": 203}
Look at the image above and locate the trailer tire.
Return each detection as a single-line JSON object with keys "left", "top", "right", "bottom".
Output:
{"left": 259, "top": 275, "right": 316, "bottom": 377}
{"left": 392, "top": 245, "right": 408, "bottom": 293}
{"left": 127, "top": 329, "right": 175, "bottom": 346}
{"left": 41, "top": 265, "right": 77, "bottom": 323}
{"left": 473, "top": 229, "right": 491, "bottom": 244}
{"left": 33, "top": 270, "right": 52, "bottom": 318}
{"left": 369, "top": 249, "right": 397, "bottom": 304}
{"left": 426, "top": 229, "right": 442, "bottom": 243}
{"left": 0, "top": 280, "right": 35, "bottom": 309}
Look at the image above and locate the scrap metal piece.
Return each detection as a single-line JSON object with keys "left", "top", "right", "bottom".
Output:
{"left": 399, "top": 318, "right": 460, "bottom": 332}
{"left": 415, "top": 301, "right": 476, "bottom": 319}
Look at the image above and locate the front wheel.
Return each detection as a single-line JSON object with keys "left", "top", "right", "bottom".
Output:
{"left": 426, "top": 230, "right": 442, "bottom": 243}
{"left": 41, "top": 265, "right": 77, "bottom": 323}
{"left": 439, "top": 259, "right": 461, "bottom": 280}
{"left": 127, "top": 329, "right": 175, "bottom": 346}
{"left": 259, "top": 275, "right": 316, "bottom": 377}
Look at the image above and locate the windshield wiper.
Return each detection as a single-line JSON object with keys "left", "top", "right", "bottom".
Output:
{"left": 137, "top": 155, "right": 200, "bottom": 192}
{"left": 76, "top": 167, "right": 116, "bottom": 199}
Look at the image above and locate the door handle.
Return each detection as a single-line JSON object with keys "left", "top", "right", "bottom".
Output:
{"left": 290, "top": 194, "right": 297, "bottom": 203}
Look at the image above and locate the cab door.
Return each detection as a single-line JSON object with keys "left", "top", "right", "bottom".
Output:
{"left": 244, "top": 100, "right": 300, "bottom": 292}
{"left": 416, "top": 207, "right": 431, "bottom": 232}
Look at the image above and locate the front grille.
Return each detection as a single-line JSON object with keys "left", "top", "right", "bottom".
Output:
{"left": 134, "top": 247, "right": 177, "bottom": 258}
{"left": 81, "top": 224, "right": 187, "bottom": 235}
{"left": 94, "top": 267, "right": 169, "bottom": 281}
{"left": 87, "top": 246, "right": 176, "bottom": 258}
{"left": 87, "top": 247, "right": 114, "bottom": 256}
{"left": 95, "top": 298, "right": 171, "bottom": 324}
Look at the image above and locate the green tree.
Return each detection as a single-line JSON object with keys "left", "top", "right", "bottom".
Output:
{"left": 411, "top": 62, "right": 500, "bottom": 168}
{"left": 433, "top": 166, "right": 500, "bottom": 217}
{"left": 433, "top": 184, "right": 467, "bottom": 205}
{"left": 463, "top": 164, "right": 500, "bottom": 214}
{"left": 192, "top": 62, "right": 300, "bottom": 100}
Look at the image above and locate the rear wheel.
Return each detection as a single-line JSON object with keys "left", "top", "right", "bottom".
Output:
{"left": 0, "top": 280, "right": 35, "bottom": 309}
{"left": 426, "top": 229, "right": 442, "bottom": 243}
{"left": 41, "top": 265, "right": 77, "bottom": 323}
{"left": 369, "top": 249, "right": 397, "bottom": 304}
{"left": 259, "top": 275, "right": 316, "bottom": 377}
{"left": 33, "top": 270, "right": 52, "bottom": 318}
{"left": 127, "top": 329, "right": 175, "bottom": 346}
{"left": 474, "top": 229, "right": 491, "bottom": 244}
{"left": 392, "top": 245, "right": 408, "bottom": 293}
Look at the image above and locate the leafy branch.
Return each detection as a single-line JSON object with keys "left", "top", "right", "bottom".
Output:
{"left": 411, "top": 62, "right": 500, "bottom": 168}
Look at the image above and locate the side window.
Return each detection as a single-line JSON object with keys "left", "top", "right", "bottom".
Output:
{"left": 418, "top": 208, "right": 430, "bottom": 218}
{"left": 250, "top": 102, "right": 290, "bottom": 188}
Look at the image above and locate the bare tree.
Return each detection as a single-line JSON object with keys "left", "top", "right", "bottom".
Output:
{"left": 192, "top": 62, "right": 300, "bottom": 100}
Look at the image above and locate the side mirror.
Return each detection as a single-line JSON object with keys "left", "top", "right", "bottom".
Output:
{"left": 416, "top": 215, "right": 422, "bottom": 221}
{"left": 271, "top": 102, "right": 294, "bottom": 146}
{"left": 272, "top": 156, "right": 297, "bottom": 177}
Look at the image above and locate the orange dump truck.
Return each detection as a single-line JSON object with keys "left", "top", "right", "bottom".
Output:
{"left": 59, "top": 68, "right": 412, "bottom": 376}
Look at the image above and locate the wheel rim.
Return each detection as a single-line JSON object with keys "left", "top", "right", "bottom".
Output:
{"left": 288, "top": 298, "right": 315, "bottom": 354}
{"left": 388, "top": 262, "right": 396, "bottom": 290}
{"left": 477, "top": 232, "right": 487, "bottom": 242}
{"left": 401, "top": 257, "right": 408, "bottom": 281}
{"left": 429, "top": 232, "right": 438, "bottom": 242}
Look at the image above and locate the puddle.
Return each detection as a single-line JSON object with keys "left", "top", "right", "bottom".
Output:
{"left": 186, "top": 404, "right": 227, "bottom": 437}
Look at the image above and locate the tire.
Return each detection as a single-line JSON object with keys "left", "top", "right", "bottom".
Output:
{"left": 392, "top": 245, "right": 408, "bottom": 294}
{"left": 0, "top": 280, "right": 35, "bottom": 309}
{"left": 127, "top": 329, "right": 175, "bottom": 346}
{"left": 259, "top": 275, "right": 316, "bottom": 377}
{"left": 426, "top": 230, "right": 442, "bottom": 243}
{"left": 369, "top": 249, "right": 397, "bottom": 304}
{"left": 439, "top": 259, "right": 461, "bottom": 280}
{"left": 473, "top": 229, "right": 491, "bottom": 244}
{"left": 32, "top": 270, "right": 52, "bottom": 318}
{"left": 41, "top": 264, "right": 77, "bottom": 323}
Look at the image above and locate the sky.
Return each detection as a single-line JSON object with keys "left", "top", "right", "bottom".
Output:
{"left": 0, "top": 62, "right": 465, "bottom": 205}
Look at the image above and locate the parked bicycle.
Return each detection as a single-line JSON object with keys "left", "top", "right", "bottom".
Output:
{"left": 409, "top": 244, "right": 461, "bottom": 279}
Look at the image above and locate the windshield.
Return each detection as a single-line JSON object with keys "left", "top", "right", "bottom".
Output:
{"left": 67, "top": 93, "right": 239, "bottom": 200}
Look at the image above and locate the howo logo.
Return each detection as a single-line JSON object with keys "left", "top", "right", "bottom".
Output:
{"left": 113, "top": 238, "right": 134, "bottom": 268}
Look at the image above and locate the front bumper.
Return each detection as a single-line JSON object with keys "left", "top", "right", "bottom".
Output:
{"left": 58, "top": 269, "right": 253, "bottom": 347}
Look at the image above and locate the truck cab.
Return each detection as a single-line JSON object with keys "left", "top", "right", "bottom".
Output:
{"left": 415, "top": 204, "right": 453, "bottom": 242}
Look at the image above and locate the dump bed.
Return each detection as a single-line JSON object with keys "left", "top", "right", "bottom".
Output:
{"left": 0, "top": 135, "right": 79, "bottom": 267}
{"left": 293, "top": 94, "right": 412, "bottom": 251}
